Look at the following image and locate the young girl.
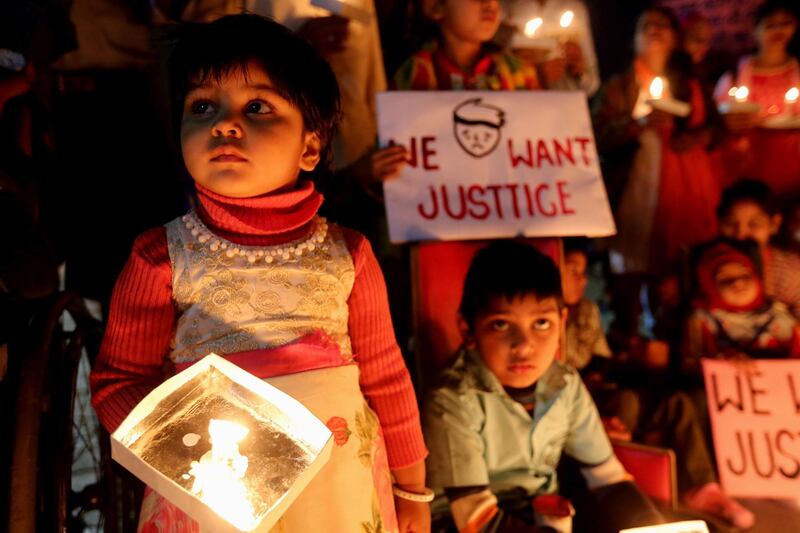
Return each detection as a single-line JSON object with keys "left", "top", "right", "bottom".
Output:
{"left": 90, "top": 15, "right": 429, "bottom": 532}
{"left": 392, "top": 0, "right": 540, "bottom": 90}
{"left": 592, "top": 6, "right": 721, "bottom": 344}
{"left": 685, "top": 241, "right": 800, "bottom": 368}
{"left": 713, "top": 0, "right": 800, "bottom": 196}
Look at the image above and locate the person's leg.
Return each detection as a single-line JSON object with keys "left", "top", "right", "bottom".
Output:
{"left": 639, "top": 391, "right": 755, "bottom": 529}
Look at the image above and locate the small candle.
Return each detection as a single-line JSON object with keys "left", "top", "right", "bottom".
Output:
{"left": 649, "top": 77, "right": 665, "bottom": 99}
{"left": 734, "top": 86, "right": 749, "bottom": 103}
{"left": 559, "top": 10, "right": 574, "bottom": 28}
{"left": 786, "top": 87, "right": 799, "bottom": 105}
{"left": 728, "top": 86, "right": 738, "bottom": 98}
{"left": 524, "top": 17, "right": 543, "bottom": 37}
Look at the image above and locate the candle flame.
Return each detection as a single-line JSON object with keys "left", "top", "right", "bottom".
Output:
{"left": 524, "top": 17, "right": 543, "bottom": 37}
{"left": 728, "top": 86, "right": 738, "bottom": 97}
{"left": 786, "top": 87, "right": 799, "bottom": 104}
{"left": 734, "top": 86, "right": 749, "bottom": 102}
{"left": 649, "top": 77, "right": 664, "bottom": 99}
{"left": 559, "top": 10, "right": 574, "bottom": 28}
{"left": 189, "top": 419, "right": 257, "bottom": 530}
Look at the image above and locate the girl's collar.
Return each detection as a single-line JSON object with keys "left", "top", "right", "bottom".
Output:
{"left": 194, "top": 180, "right": 323, "bottom": 246}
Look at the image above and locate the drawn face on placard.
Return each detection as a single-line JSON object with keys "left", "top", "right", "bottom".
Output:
{"left": 453, "top": 98, "right": 505, "bottom": 158}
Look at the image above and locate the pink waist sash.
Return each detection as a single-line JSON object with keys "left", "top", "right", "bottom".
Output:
{"left": 173, "top": 332, "right": 350, "bottom": 379}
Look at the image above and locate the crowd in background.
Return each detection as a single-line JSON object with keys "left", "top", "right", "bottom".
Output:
{"left": 1, "top": 0, "right": 800, "bottom": 531}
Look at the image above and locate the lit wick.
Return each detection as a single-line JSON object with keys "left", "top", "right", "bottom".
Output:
{"left": 524, "top": 17, "right": 543, "bottom": 37}
{"left": 734, "top": 86, "right": 749, "bottom": 103}
{"left": 786, "top": 87, "right": 799, "bottom": 105}
{"left": 649, "top": 77, "right": 665, "bottom": 100}
{"left": 189, "top": 419, "right": 257, "bottom": 531}
{"left": 559, "top": 10, "right": 574, "bottom": 28}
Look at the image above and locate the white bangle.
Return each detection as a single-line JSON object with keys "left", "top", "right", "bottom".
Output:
{"left": 392, "top": 486, "right": 435, "bottom": 503}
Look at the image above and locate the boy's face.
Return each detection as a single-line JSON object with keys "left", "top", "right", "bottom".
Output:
{"left": 433, "top": 0, "right": 501, "bottom": 46}
{"left": 715, "top": 261, "right": 759, "bottom": 308}
{"left": 180, "top": 60, "right": 321, "bottom": 198}
{"left": 562, "top": 251, "right": 587, "bottom": 306}
{"left": 462, "top": 294, "right": 565, "bottom": 389}
{"left": 718, "top": 200, "right": 781, "bottom": 247}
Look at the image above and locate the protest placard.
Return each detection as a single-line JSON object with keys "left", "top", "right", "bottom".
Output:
{"left": 702, "top": 359, "right": 800, "bottom": 500}
{"left": 376, "top": 91, "right": 616, "bottom": 243}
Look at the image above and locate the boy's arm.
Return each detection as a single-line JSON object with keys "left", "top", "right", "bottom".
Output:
{"left": 341, "top": 228, "right": 428, "bottom": 469}
{"left": 425, "top": 388, "right": 498, "bottom": 531}
{"left": 563, "top": 375, "right": 628, "bottom": 487}
{"left": 90, "top": 227, "right": 175, "bottom": 432}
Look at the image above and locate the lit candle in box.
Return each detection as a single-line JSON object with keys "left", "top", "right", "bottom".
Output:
{"left": 111, "top": 354, "right": 333, "bottom": 533}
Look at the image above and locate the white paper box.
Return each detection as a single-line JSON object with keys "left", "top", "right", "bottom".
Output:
{"left": 619, "top": 520, "right": 709, "bottom": 533}
{"left": 111, "top": 354, "right": 333, "bottom": 532}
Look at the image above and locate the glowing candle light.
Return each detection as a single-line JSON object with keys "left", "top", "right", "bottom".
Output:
{"left": 524, "top": 17, "right": 543, "bottom": 37}
{"left": 728, "top": 86, "right": 738, "bottom": 97}
{"left": 559, "top": 10, "right": 574, "bottom": 28}
{"left": 734, "top": 85, "right": 749, "bottom": 103}
{"left": 189, "top": 419, "right": 257, "bottom": 531}
{"left": 649, "top": 77, "right": 665, "bottom": 99}
{"left": 786, "top": 87, "right": 799, "bottom": 105}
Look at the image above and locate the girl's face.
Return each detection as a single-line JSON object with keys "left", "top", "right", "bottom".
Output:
{"left": 432, "top": 0, "right": 501, "bottom": 46}
{"left": 718, "top": 200, "right": 782, "bottom": 247}
{"left": 684, "top": 19, "right": 712, "bottom": 64}
{"left": 715, "top": 261, "right": 759, "bottom": 308}
{"left": 755, "top": 10, "right": 797, "bottom": 52}
{"left": 180, "top": 60, "right": 321, "bottom": 198}
{"left": 562, "top": 251, "right": 588, "bottom": 306}
{"left": 635, "top": 10, "right": 677, "bottom": 59}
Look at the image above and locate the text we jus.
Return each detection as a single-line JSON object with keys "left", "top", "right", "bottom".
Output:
{"left": 710, "top": 369, "right": 800, "bottom": 481}
{"left": 386, "top": 135, "right": 595, "bottom": 222}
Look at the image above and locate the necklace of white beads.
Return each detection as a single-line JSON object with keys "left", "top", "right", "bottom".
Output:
{"left": 181, "top": 211, "right": 328, "bottom": 264}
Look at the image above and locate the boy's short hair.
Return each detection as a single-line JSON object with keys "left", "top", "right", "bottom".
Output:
{"left": 716, "top": 179, "right": 780, "bottom": 218}
{"left": 459, "top": 240, "right": 563, "bottom": 329}
{"left": 165, "top": 14, "right": 341, "bottom": 175}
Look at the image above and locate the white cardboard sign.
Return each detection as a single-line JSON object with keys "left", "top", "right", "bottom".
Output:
{"left": 702, "top": 359, "right": 800, "bottom": 500}
{"left": 377, "top": 91, "right": 616, "bottom": 243}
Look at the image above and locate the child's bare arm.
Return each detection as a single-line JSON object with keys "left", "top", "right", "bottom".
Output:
{"left": 90, "top": 227, "right": 175, "bottom": 432}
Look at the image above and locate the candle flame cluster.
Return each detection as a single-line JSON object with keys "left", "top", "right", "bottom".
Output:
{"left": 188, "top": 419, "right": 258, "bottom": 531}
{"left": 523, "top": 10, "right": 573, "bottom": 37}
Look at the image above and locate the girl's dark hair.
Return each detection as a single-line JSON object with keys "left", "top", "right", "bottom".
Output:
{"left": 459, "top": 240, "right": 563, "bottom": 329}
{"left": 716, "top": 179, "right": 780, "bottom": 218}
{"left": 165, "top": 14, "right": 341, "bottom": 180}
{"left": 755, "top": 0, "right": 799, "bottom": 25}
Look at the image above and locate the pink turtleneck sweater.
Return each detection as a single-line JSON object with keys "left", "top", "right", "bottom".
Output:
{"left": 90, "top": 181, "right": 427, "bottom": 469}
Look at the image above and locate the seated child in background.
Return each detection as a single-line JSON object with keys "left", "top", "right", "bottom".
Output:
{"left": 561, "top": 238, "right": 637, "bottom": 438}
{"left": 685, "top": 240, "right": 800, "bottom": 369}
{"left": 424, "top": 240, "right": 661, "bottom": 533}
{"left": 564, "top": 240, "right": 755, "bottom": 530}
{"left": 393, "top": 0, "right": 540, "bottom": 90}
{"left": 717, "top": 179, "right": 800, "bottom": 320}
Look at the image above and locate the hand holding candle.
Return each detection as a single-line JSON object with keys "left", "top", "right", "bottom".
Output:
{"left": 646, "top": 76, "right": 691, "bottom": 117}
{"left": 718, "top": 85, "right": 761, "bottom": 114}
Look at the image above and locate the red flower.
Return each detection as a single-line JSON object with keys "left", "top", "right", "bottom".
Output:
{"left": 326, "top": 416, "right": 351, "bottom": 446}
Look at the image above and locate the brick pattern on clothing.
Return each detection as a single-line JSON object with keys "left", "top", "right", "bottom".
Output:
{"left": 393, "top": 40, "right": 540, "bottom": 91}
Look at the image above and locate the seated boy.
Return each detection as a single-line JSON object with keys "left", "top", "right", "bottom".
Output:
{"left": 424, "top": 240, "right": 661, "bottom": 532}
